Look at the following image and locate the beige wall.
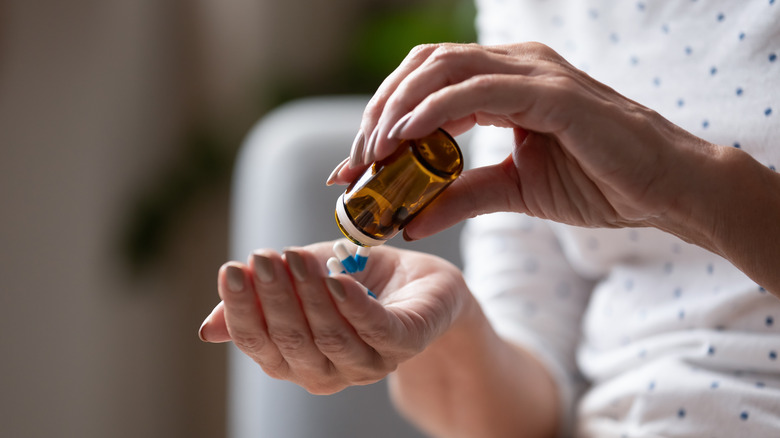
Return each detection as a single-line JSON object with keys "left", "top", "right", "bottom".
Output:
{"left": 0, "top": 1, "right": 371, "bottom": 436}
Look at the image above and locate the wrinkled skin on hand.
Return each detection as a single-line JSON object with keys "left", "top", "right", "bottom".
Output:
{"left": 329, "top": 42, "right": 716, "bottom": 241}
{"left": 199, "top": 241, "right": 468, "bottom": 395}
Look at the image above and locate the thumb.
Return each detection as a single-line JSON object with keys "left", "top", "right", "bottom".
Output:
{"left": 199, "top": 301, "right": 231, "bottom": 343}
{"left": 403, "top": 155, "right": 522, "bottom": 240}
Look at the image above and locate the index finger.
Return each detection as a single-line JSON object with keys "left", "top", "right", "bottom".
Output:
{"left": 331, "top": 44, "right": 445, "bottom": 186}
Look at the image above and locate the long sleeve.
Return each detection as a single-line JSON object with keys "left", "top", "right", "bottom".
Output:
{"left": 461, "top": 126, "right": 594, "bottom": 433}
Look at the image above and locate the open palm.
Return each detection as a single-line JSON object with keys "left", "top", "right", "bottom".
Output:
{"left": 199, "top": 241, "right": 468, "bottom": 394}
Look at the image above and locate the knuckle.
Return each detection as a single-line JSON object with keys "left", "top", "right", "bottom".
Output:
{"left": 522, "top": 41, "right": 558, "bottom": 58}
{"left": 363, "top": 107, "right": 381, "bottom": 127}
{"left": 268, "top": 328, "right": 309, "bottom": 352}
{"left": 428, "top": 44, "right": 467, "bottom": 64}
{"left": 259, "top": 359, "right": 288, "bottom": 380}
{"left": 459, "top": 172, "right": 485, "bottom": 219}
{"left": 523, "top": 41, "right": 549, "bottom": 52}
{"left": 312, "top": 328, "right": 351, "bottom": 355}
{"left": 364, "top": 95, "right": 384, "bottom": 122}
{"left": 356, "top": 326, "right": 392, "bottom": 347}
{"left": 299, "top": 289, "right": 329, "bottom": 309}
{"left": 409, "top": 43, "right": 441, "bottom": 59}
{"left": 258, "top": 287, "right": 292, "bottom": 307}
{"left": 467, "top": 74, "right": 498, "bottom": 92}
{"left": 547, "top": 74, "right": 581, "bottom": 97}
{"left": 232, "top": 332, "right": 268, "bottom": 353}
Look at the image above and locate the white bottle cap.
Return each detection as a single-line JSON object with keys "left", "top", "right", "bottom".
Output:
{"left": 335, "top": 193, "right": 386, "bottom": 247}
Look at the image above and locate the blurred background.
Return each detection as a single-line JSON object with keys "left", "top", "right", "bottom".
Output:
{"left": 0, "top": 1, "right": 475, "bottom": 437}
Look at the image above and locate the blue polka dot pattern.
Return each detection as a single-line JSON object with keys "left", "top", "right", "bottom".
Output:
{"left": 470, "top": 1, "right": 780, "bottom": 436}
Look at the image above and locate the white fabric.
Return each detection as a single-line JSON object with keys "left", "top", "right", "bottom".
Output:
{"left": 465, "top": 1, "right": 780, "bottom": 436}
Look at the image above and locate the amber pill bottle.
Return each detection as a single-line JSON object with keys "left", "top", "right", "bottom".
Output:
{"left": 335, "top": 128, "right": 463, "bottom": 247}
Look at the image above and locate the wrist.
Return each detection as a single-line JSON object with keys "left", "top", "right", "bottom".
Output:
{"left": 427, "top": 287, "right": 493, "bottom": 356}
{"left": 652, "top": 142, "right": 780, "bottom": 292}
{"left": 648, "top": 139, "right": 726, "bottom": 253}
{"left": 702, "top": 147, "right": 780, "bottom": 291}
{"left": 391, "top": 288, "right": 560, "bottom": 438}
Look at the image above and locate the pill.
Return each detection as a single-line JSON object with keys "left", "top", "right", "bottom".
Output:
{"left": 355, "top": 246, "right": 370, "bottom": 272}
{"left": 333, "top": 241, "right": 359, "bottom": 273}
{"left": 326, "top": 243, "right": 376, "bottom": 299}
{"left": 326, "top": 257, "right": 346, "bottom": 275}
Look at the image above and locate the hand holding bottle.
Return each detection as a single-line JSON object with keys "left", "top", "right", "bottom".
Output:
{"left": 326, "top": 42, "right": 780, "bottom": 294}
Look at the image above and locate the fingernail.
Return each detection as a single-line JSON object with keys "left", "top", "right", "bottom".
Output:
{"left": 363, "top": 128, "right": 378, "bottom": 164}
{"left": 225, "top": 264, "right": 245, "bottom": 292}
{"left": 325, "top": 277, "right": 346, "bottom": 302}
{"left": 402, "top": 229, "right": 416, "bottom": 242}
{"left": 348, "top": 130, "right": 365, "bottom": 169}
{"left": 252, "top": 252, "right": 275, "bottom": 283}
{"left": 198, "top": 316, "right": 211, "bottom": 342}
{"left": 388, "top": 112, "right": 412, "bottom": 140}
{"left": 326, "top": 157, "right": 350, "bottom": 186}
{"left": 284, "top": 250, "right": 308, "bottom": 282}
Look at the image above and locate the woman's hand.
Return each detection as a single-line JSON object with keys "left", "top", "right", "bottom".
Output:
{"left": 198, "top": 241, "right": 468, "bottom": 394}
{"left": 327, "top": 42, "right": 717, "bottom": 241}
{"left": 327, "top": 41, "right": 780, "bottom": 294}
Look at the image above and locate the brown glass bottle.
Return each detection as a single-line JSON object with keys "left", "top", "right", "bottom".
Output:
{"left": 335, "top": 129, "right": 463, "bottom": 246}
